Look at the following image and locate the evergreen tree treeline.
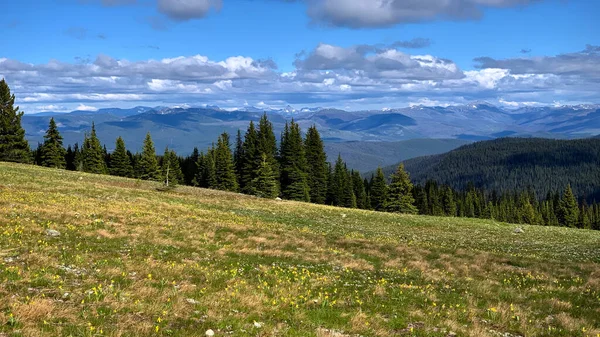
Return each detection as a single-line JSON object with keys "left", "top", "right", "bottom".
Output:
{"left": 1, "top": 78, "right": 598, "bottom": 231}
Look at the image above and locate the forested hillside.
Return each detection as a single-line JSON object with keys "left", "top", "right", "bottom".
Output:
{"left": 376, "top": 138, "right": 600, "bottom": 201}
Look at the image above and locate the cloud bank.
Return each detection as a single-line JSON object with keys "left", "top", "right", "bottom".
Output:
{"left": 1, "top": 44, "right": 598, "bottom": 112}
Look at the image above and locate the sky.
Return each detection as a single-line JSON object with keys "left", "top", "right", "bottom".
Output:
{"left": 1, "top": 0, "right": 599, "bottom": 113}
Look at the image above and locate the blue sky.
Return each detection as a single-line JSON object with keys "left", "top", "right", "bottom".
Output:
{"left": 1, "top": 0, "right": 599, "bottom": 112}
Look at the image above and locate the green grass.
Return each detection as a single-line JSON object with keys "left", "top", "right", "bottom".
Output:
{"left": 1, "top": 162, "right": 599, "bottom": 337}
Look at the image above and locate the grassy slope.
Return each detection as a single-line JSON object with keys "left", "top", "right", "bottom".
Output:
{"left": 0, "top": 162, "right": 599, "bottom": 337}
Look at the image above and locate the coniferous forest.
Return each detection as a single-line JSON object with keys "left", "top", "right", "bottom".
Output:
{"left": 2, "top": 79, "right": 599, "bottom": 230}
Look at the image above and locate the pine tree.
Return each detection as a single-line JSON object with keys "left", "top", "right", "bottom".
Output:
{"left": 385, "top": 163, "right": 418, "bottom": 214}
{"left": 279, "top": 121, "right": 310, "bottom": 201}
{"left": 40, "top": 118, "right": 67, "bottom": 168}
{"left": 214, "top": 132, "right": 239, "bottom": 192}
{"left": 234, "top": 130, "right": 244, "bottom": 179}
{"left": 0, "top": 79, "right": 31, "bottom": 163}
{"left": 240, "top": 121, "right": 259, "bottom": 193}
{"left": 413, "top": 185, "right": 429, "bottom": 215}
{"left": 558, "top": 184, "right": 579, "bottom": 227}
{"left": 441, "top": 186, "right": 457, "bottom": 216}
{"left": 256, "top": 113, "right": 279, "bottom": 177}
{"left": 65, "top": 145, "right": 76, "bottom": 170}
{"left": 194, "top": 148, "right": 217, "bottom": 188}
{"left": 161, "top": 147, "right": 184, "bottom": 186}
{"left": 370, "top": 167, "right": 388, "bottom": 211}
{"left": 251, "top": 153, "right": 279, "bottom": 198}
{"left": 352, "top": 171, "right": 367, "bottom": 209}
{"left": 136, "top": 132, "right": 160, "bottom": 180}
{"left": 329, "top": 155, "right": 346, "bottom": 206}
{"left": 109, "top": 137, "right": 133, "bottom": 177}
{"left": 305, "top": 125, "right": 328, "bottom": 204}
{"left": 81, "top": 123, "right": 107, "bottom": 174}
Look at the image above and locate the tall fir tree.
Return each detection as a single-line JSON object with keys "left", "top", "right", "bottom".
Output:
{"left": 329, "top": 155, "right": 347, "bottom": 206}
{"left": 279, "top": 121, "right": 310, "bottom": 201}
{"left": 65, "top": 145, "right": 76, "bottom": 171}
{"left": 234, "top": 129, "right": 244, "bottom": 179}
{"left": 40, "top": 118, "right": 67, "bottom": 168}
{"left": 81, "top": 123, "right": 107, "bottom": 174}
{"left": 385, "top": 164, "right": 418, "bottom": 214}
{"left": 441, "top": 186, "right": 457, "bottom": 216}
{"left": 240, "top": 121, "right": 259, "bottom": 193}
{"left": 0, "top": 79, "right": 31, "bottom": 163}
{"left": 214, "top": 132, "right": 239, "bottom": 192}
{"left": 194, "top": 148, "right": 217, "bottom": 188}
{"left": 352, "top": 171, "right": 367, "bottom": 209}
{"left": 304, "top": 125, "right": 328, "bottom": 204}
{"left": 558, "top": 184, "right": 579, "bottom": 227}
{"left": 136, "top": 132, "right": 161, "bottom": 180}
{"left": 370, "top": 167, "right": 388, "bottom": 211}
{"left": 109, "top": 137, "right": 133, "bottom": 177}
{"left": 250, "top": 153, "right": 279, "bottom": 198}
{"left": 256, "top": 113, "right": 279, "bottom": 178}
{"left": 161, "top": 147, "right": 184, "bottom": 186}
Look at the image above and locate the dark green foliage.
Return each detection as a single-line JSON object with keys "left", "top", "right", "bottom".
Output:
{"left": 234, "top": 130, "right": 244, "bottom": 179}
{"left": 385, "top": 164, "right": 418, "bottom": 214}
{"left": 0, "top": 79, "right": 31, "bottom": 163}
{"left": 81, "top": 123, "right": 107, "bottom": 174}
{"left": 352, "top": 171, "right": 367, "bottom": 209}
{"left": 558, "top": 184, "right": 579, "bottom": 228}
{"left": 256, "top": 113, "right": 279, "bottom": 181}
{"left": 136, "top": 132, "right": 161, "bottom": 180}
{"left": 391, "top": 138, "right": 600, "bottom": 203}
{"left": 40, "top": 118, "right": 67, "bottom": 169}
{"left": 194, "top": 148, "right": 217, "bottom": 188}
{"left": 65, "top": 145, "right": 76, "bottom": 171}
{"left": 441, "top": 186, "right": 457, "bottom": 216}
{"left": 161, "top": 147, "right": 184, "bottom": 186}
{"left": 370, "top": 168, "right": 388, "bottom": 211}
{"left": 109, "top": 137, "right": 133, "bottom": 177}
{"left": 250, "top": 153, "right": 279, "bottom": 198}
{"left": 240, "top": 122, "right": 259, "bottom": 193}
{"left": 279, "top": 121, "right": 310, "bottom": 201}
{"left": 305, "top": 125, "right": 328, "bottom": 204}
{"left": 214, "top": 132, "right": 239, "bottom": 192}
{"left": 181, "top": 147, "right": 199, "bottom": 185}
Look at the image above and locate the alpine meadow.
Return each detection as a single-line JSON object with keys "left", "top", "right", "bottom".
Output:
{"left": 2, "top": 1, "right": 600, "bottom": 336}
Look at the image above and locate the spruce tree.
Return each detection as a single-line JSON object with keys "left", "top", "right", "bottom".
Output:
{"left": 279, "top": 121, "right": 310, "bottom": 201}
{"left": 65, "top": 145, "right": 76, "bottom": 170}
{"left": 251, "top": 153, "right": 279, "bottom": 198}
{"left": 256, "top": 113, "right": 279, "bottom": 179}
{"left": 136, "top": 132, "right": 161, "bottom": 180}
{"left": 194, "top": 149, "right": 217, "bottom": 188}
{"left": 370, "top": 167, "right": 388, "bottom": 211}
{"left": 40, "top": 118, "right": 67, "bottom": 168}
{"left": 240, "top": 121, "right": 259, "bottom": 193}
{"left": 234, "top": 129, "right": 244, "bottom": 179}
{"left": 558, "top": 184, "right": 579, "bottom": 227}
{"left": 385, "top": 163, "right": 418, "bottom": 214}
{"left": 214, "top": 132, "right": 239, "bottom": 192}
{"left": 161, "top": 147, "right": 184, "bottom": 186}
{"left": 109, "top": 137, "right": 133, "bottom": 177}
{"left": 352, "top": 171, "right": 367, "bottom": 209}
{"left": 81, "top": 123, "right": 107, "bottom": 174}
{"left": 441, "top": 186, "right": 457, "bottom": 216}
{"left": 0, "top": 79, "right": 31, "bottom": 163}
{"left": 305, "top": 125, "right": 328, "bottom": 204}
{"left": 329, "top": 155, "right": 346, "bottom": 206}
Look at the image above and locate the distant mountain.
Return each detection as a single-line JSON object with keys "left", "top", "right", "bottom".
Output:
{"left": 21, "top": 103, "right": 600, "bottom": 171}
{"left": 325, "top": 139, "right": 472, "bottom": 172}
{"left": 371, "top": 137, "right": 600, "bottom": 201}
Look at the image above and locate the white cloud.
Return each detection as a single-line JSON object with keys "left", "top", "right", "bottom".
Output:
{"left": 76, "top": 104, "right": 98, "bottom": 111}
{"left": 157, "top": 0, "right": 222, "bottom": 21}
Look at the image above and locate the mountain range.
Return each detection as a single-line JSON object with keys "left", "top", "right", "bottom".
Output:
{"left": 22, "top": 103, "right": 600, "bottom": 172}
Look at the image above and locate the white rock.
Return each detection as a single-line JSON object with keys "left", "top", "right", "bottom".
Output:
{"left": 514, "top": 227, "right": 524, "bottom": 234}
{"left": 253, "top": 321, "right": 263, "bottom": 328}
{"left": 275, "top": 197, "right": 282, "bottom": 201}
{"left": 186, "top": 298, "right": 199, "bottom": 304}
{"left": 205, "top": 329, "right": 215, "bottom": 336}
{"left": 45, "top": 229, "right": 61, "bottom": 237}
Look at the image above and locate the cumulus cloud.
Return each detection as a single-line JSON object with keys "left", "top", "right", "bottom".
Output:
{"left": 294, "top": 42, "right": 463, "bottom": 81}
{"left": 76, "top": 104, "right": 98, "bottom": 111}
{"left": 157, "top": 0, "right": 222, "bottom": 20}
{"left": 298, "top": 0, "right": 542, "bottom": 28}
{"left": 1, "top": 44, "right": 598, "bottom": 112}
{"left": 474, "top": 45, "right": 600, "bottom": 78}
